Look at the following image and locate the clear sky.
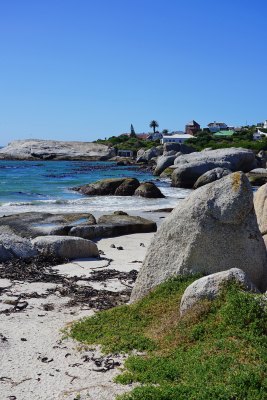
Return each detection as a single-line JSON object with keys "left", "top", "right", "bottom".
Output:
{"left": 0, "top": 0, "right": 266, "bottom": 146}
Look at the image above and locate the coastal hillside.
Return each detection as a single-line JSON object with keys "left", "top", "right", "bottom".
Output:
{"left": 0, "top": 139, "right": 116, "bottom": 161}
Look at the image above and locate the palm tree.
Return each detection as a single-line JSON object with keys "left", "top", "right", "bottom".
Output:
{"left": 149, "top": 120, "right": 159, "bottom": 134}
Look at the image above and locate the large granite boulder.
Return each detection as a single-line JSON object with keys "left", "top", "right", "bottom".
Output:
{"left": 171, "top": 148, "right": 257, "bottom": 188}
{"left": 69, "top": 214, "right": 157, "bottom": 239}
{"left": 131, "top": 172, "right": 267, "bottom": 302}
{"left": 114, "top": 178, "right": 140, "bottom": 196}
{"left": 180, "top": 268, "right": 259, "bottom": 316}
{"left": 32, "top": 236, "right": 99, "bottom": 259}
{"left": 172, "top": 161, "right": 231, "bottom": 188}
{"left": 134, "top": 182, "right": 165, "bottom": 198}
{"left": 73, "top": 178, "right": 128, "bottom": 196}
{"left": 0, "top": 233, "right": 37, "bottom": 262}
{"left": 154, "top": 155, "right": 177, "bottom": 176}
{"left": 193, "top": 167, "right": 231, "bottom": 189}
{"left": 254, "top": 183, "right": 267, "bottom": 235}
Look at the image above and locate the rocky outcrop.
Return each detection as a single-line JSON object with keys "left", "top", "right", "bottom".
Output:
{"left": 32, "top": 236, "right": 99, "bottom": 259}
{"left": 0, "top": 139, "right": 116, "bottom": 161}
{"left": 74, "top": 178, "right": 165, "bottom": 198}
{"left": 180, "top": 268, "right": 259, "bottom": 316}
{"left": 163, "top": 143, "right": 194, "bottom": 154}
{"left": 172, "top": 161, "right": 231, "bottom": 188}
{"left": 193, "top": 167, "right": 231, "bottom": 189}
{"left": 171, "top": 148, "right": 257, "bottom": 188}
{"left": 69, "top": 214, "right": 157, "bottom": 239}
{"left": 134, "top": 182, "right": 165, "bottom": 198}
{"left": 136, "top": 147, "right": 162, "bottom": 163}
{"left": 247, "top": 168, "right": 267, "bottom": 186}
{"left": 0, "top": 212, "right": 97, "bottom": 238}
{"left": 0, "top": 233, "right": 37, "bottom": 262}
{"left": 254, "top": 183, "right": 267, "bottom": 235}
{"left": 131, "top": 172, "right": 267, "bottom": 302}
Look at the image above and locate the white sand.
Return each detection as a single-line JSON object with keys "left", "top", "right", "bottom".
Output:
{"left": 0, "top": 231, "right": 154, "bottom": 400}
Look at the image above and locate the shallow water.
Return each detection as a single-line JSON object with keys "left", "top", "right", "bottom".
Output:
{"left": 0, "top": 160, "right": 191, "bottom": 215}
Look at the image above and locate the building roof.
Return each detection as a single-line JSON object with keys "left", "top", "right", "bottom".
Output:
{"left": 213, "top": 130, "right": 235, "bottom": 137}
{"left": 163, "top": 134, "right": 194, "bottom": 139}
{"left": 186, "top": 120, "right": 200, "bottom": 126}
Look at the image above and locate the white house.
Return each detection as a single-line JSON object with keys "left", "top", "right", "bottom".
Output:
{"left": 264, "top": 120, "right": 267, "bottom": 129}
{"left": 253, "top": 130, "right": 267, "bottom": 141}
{"left": 161, "top": 133, "right": 194, "bottom": 144}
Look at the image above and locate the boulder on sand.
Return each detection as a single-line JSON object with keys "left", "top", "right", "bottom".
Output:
{"left": 32, "top": 236, "right": 99, "bottom": 259}
{"left": 70, "top": 214, "right": 157, "bottom": 239}
{"left": 0, "top": 233, "right": 37, "bottom": 262}
{"left": 131, "top": 172, "right": 267, "bottom": 302}
{"left": 171, "top": 148, "right": 257, "bottom": 188}
{"left": 179, "top": 268, "right": 259, "bottom": 316}
{"left": 193, "top": 167, "right": 231, "bottom": 189}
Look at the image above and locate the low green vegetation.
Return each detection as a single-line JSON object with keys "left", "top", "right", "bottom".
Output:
{"left": 186, "top": 128, "right": 267, "bottom": 152}
{"left": 70, "top": 276, "right": 267, "bottom": 400}
{"left": 94, "top": 135, "right": 160, "bottom": 154}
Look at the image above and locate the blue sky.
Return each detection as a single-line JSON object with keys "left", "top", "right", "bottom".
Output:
{"left": 0, "top": 0, "right": 266, "bottom": 146}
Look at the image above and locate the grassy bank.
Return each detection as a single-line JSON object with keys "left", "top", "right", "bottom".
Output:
{"left": 70, "top": 276, "right": 267, "bottom": 400}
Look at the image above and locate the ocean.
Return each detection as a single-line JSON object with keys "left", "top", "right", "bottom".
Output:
{"left": 0, "top": 160, "right": 191, "bottom": 216}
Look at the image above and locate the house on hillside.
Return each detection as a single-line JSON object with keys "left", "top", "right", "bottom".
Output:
{"left": 208, "top": 122, "right": 228, "bottom": 133}
{"left": 264, "top": 120, "right": 267, "bottom": 129}
{"left": 161, "top": 133, "right": 194, "bottom": 144}
{"left": 185, "top": 120, "right": 200, "bottom": 136}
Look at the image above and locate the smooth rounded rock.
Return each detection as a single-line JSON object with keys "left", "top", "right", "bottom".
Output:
{"left": 180, "top": 268, "right": 259, "bottom": 316}
{"left": 131, "top": 172, "right": 267, "bottom": 302}
{"left": 32, "top": 236, "right": 99, "bottom": 259}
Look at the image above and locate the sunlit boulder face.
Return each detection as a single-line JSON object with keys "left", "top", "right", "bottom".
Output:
{"left": 131, "top": 172, "right": 267, "bottom": 302}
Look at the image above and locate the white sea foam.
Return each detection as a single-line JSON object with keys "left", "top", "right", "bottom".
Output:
{"left": 0, "top": 186, "right": 192, "bottom": 216}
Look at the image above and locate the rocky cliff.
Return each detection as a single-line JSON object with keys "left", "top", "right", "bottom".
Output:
{"left": 0, "top": 139, "right": 116, "bottom": 161}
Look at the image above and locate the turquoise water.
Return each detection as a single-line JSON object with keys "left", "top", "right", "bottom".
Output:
{"left": 0, "top": 160, "right": 191, "bottom": 215}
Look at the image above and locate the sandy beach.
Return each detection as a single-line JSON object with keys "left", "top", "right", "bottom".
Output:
{"left": 0, "top": 230, "right": 155, "bottom": 400}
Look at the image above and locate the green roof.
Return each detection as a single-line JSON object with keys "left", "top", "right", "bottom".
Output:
{"left": 213, "top": 130, "right": 235, "bottom": 137}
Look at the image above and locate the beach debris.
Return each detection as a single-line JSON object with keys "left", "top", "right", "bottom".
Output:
{"left": 38, "top": 356, "right": 54, "bottom": 363}
{"left": 0, "top": 333, "right": 8, "bottom": 342}
{"left": 117, "top": 246, "right": 123, "bottom": 250}
{"left": 140, "top": 242, "right": 145, "bottom": 247}
{"left": 110, "top": 244, "right": 116, "bottom": 248}
{"left": 0, "top": 255, "right": 138, "bottom": 311}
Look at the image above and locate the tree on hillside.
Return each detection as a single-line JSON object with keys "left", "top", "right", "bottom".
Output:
{"left": 130, "top": 124, "right": 136, "bottom": 137}
{"left": 162, "top": 129, "right": 169, "bottom": 135}
{"left": 149, "top": 120, "right": 159, "bottom": 133}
